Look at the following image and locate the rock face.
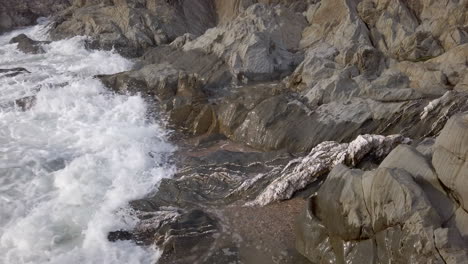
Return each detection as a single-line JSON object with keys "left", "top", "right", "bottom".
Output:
{"left": 433, "top": 114, "right": 468, "bottom": 212}
{"left": 50, "top": 0, "right": 218, "bottom": 57}
{"left": 296, "top": 113, "right": 468, "bottom": 264}
{"left": 93, "top": 1, "right": 468, "bottom": 153}
{"left": 0, "top": 0, "right": 71, "bottom": 33}
{"left": 183, "top": 3, "right": 307, "bottom": 82}
{"left": 11, "top": 0, "right": 468, "bottom": 263}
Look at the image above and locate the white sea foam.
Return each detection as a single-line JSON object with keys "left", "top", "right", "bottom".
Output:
{"left": 0, "top": 22, "right": 175, "bottom": 264}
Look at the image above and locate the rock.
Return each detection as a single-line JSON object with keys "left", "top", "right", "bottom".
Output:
{"left": 0, "top": 0, "right": 71, "bottom": 33}
{"left": 144, "top": 149, "right": 292, "bottom": 208}
{"left": 296, "top": 114, "right": 468, "bottom": 263}
{"left": 141, "top": 46, "right": 232, "bottom": 89}
{"left": 248, "top": 134, "right": 410, "bottom": 206}
{"left": 434, "top": 228, "right": 468, "bottom": 264}
{"left": 296, "top": 164, "right": 456, "bottom": 263}
{"left": 432, "top": 113, "right": 468, "bottom": 211}
{"left": 50, "top": 0, "right": 218, "bottom": 57}
{"left": 380, "top": 145, "right": 456, "bottom": 222}
{"left": 152, "top": 209, "right": 219, "bottom": 264}
{"left": 183, "top": 3, "right": 307, "bottom": 82}
{"left": 0, "top": 67, "right": 30, "bottom": 77}
{"left": 301, "top": 0, "right": 371, "bottom": 50}
{"left": 9, "top": 34, "right": 50, "bottom": 54}
{"left": 14, "top": 96, "right": 36, "bottom": 111}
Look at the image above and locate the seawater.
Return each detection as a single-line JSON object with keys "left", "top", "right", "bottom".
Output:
{"left": 0, "top": 21, "right": 174, "bottom": 264}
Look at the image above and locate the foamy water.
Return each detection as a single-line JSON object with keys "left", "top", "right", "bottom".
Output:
{"left": 0, "top": 22, "right": 175, "bottom": 264}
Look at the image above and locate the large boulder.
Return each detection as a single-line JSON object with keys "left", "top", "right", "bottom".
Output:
{"left": 296, "top": 163, "right": 467, "bottom": 264}
{"left": 296, "top": 114, "right": 468, "bottom": 263}
{"left": 9, "top": 34, "right": 50, "bottom": 54}
{"left": 432, "top": 113, "right": 468, "bottom": 211}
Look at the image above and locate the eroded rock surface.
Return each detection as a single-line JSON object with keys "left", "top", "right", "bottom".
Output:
{"left": 296, "top": 113, "right": 468, "bottom": 264}
{"left": 0, "top": 0, "right": 71, "bottom": 33}
{"left": 12, "top": 0, "right": 468, "bottom": 263}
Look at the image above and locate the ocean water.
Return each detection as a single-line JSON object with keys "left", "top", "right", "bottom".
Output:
{"left": 0, "top": 22, "right": 175, "bottom": 264}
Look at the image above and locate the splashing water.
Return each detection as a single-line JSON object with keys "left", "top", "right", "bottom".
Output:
{"left": 0, "top": 22, "right": 175, "bottom": 264}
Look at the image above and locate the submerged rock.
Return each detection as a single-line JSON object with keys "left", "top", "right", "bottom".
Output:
{"left": 9, "top": 34, "right": 50, "bottom": 54}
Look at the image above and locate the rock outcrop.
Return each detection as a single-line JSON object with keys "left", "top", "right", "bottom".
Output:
{"left": 296, "top": 113, "right": 468, "bottom": 264}
{"left": 50, "top": 0, "right": 218, "bottom": 57}
{"left": 183, "top": 3, "right": 307, "bottom": 82}
{"left": 9, "top": 34, "right": 50, "bottom": 54}
{"left": 0, "top": 0, "right": 71, "bottom": 33}
{"left": 5, "top": 0, "right": 468, "bottom": 263}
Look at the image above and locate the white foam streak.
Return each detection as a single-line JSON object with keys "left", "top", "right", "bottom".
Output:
{"left": 0, "top": 23, "right": 174, "bottom": 264}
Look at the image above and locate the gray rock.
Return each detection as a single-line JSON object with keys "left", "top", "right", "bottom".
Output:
{"left": 0, "top": 0, "right": 71, "bottom": 33}
{"left": 50, "top": 0, "right": 218, "bottom": 57}
{"left": 183, "top": 3, "right": 307, "bottom": 82}
{"left": 296, "top": 164, "right": 456, "bottom": 263}
{"left": 433, "top": 113, "right": 468, "bottom": 211}
{"left": 0, "top": 67, "right": 30, "bottom": 77}
{"left": 9, "top": 34, "right": 50, "bottom": 54}
{"left": 380, "top": 145, "right": 456, "bottom": 222}
{"left": 248, "top": 134, "right": 410, "bottom": 206}
{"left": 296, "top": 114, "right": 468, "bottom": 263}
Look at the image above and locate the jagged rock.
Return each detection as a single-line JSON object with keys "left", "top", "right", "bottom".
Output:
{"left": 141, "top": 46, "right": 232, "bottom": 89}
{"left": 98, "top": 62, "right": 219, "bottom": 136}
{"left": 14, "top": 96, "right": 36, "bottom": 111}
{"left": 380, "top": 145, "right": 456, "bottom": 222}
{"left": 153, "top": 209, "right": 219, "bottom": 264}
{"left": 0, "top": 0, "right": 71, "bottom": 33}
{"left": 144, "top": 149, "right": 292, "bottom": 207}
{"left": 296, "top": 163, "right": 467, "bottom": 264}
{"left": 183, "top": 3, "right": 307, "bottom": 82}
{"left": 9, "top": 34, "right": 50, "bottom": 54}
{"left": 50, "top": 0, "right": 218, "bottom": 57}
{"left": 248, "top": 134, "right": 410, "bottom": 206}
{"left": 432, "top": 113, "right": 468, "bottom": 211}
{"left": 434, "top": 228, "right": 468, "bottom": 264}
{"left": 296, "top": 115, "right": 468, "bottom": 263}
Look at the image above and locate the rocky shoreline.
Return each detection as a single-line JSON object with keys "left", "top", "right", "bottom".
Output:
{"left": 3, "top": 0, "right": 468, "bottom": 263}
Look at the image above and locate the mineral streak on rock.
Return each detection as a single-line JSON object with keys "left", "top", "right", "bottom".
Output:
{"left": 296, "top": 113, "right": 468, "bottom": 264}
{"left": 248, "top": 134, "right": 410, "bottom": 206}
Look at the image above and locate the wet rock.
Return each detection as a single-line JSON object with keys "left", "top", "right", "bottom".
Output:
{"left": 248, "top": 134, "right": 410, "bottom": 206}
{"left": 154, "top": 209, "right": 219, "bottom": 264}
{"left": 14, "top": 96, "right": 36, "bottom": 111}
{"left": 144, "top": 149, "right": 292, "bottom": 208}
{"left": 50, "top": 0, "right": 218, "bottom": 57}
{"left": 141, "top": 46, "right": 232, "bottom": 89}
{"left": 0, "top": 0, "right": 71, "bottom": 33}
{"left": 98, "top": 54, "right": 224, "bottom": 136}
{"left": 0, "top": 67, "right": 30, "bottom": 77}
{"left": 9, "top": 34, "right": 50, "bottom": 54}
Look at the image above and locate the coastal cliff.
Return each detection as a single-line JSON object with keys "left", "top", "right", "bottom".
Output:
{"left": 3, "top": 0, "right": 468, "bottom": 263}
